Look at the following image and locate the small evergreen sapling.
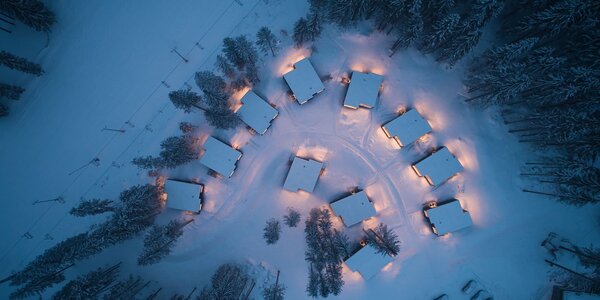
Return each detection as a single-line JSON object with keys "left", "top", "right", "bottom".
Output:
{"left": 262, "top": 271, "right": 285, "bottom": 300}
{"left": 0, "top": 51, "right": 43, "bottom": 76}
{"left": 263, "top": 218, "right": 281, "bottom": 245}
{"left": 283, "top": 207, "right": 301, "bottom": 227}
{"left": 0, "top": 83, "right": 25, "bottom": 100}
{"left": 179, "top": 121, "right": 196, "bottom": 134}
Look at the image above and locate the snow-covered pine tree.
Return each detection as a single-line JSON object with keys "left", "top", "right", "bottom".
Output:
{"left": 303, "top": 208, "right": 345, "bottom": 297}
{"left": 131, "top": 155, "right": 160, "bottom": 170}
{"left": 222, "top": 35, "right": 258, "bottom": 70}
{"left": 366, "top": 223, "right": 401, "bottom": 256}
{"left": 434, "top": 0, "right": 503, "bottom": 66}
{"left": 306, "top": 11, "right": 323, "bottom": 42}
{"left": 0, "top": 0, "right": 55, "bottom": 32}
{"left": 102, "top": 275, "right": 149, "bottom": 300}
{"left": 244, "top": 62, "right": 260, "bottom": 86}
{"left": 157, "top": 135, "right": 197, "bottom": 169}
{"left": 332, "top": 229, "right": 350, "bottom": 259}
{"left": 256, "top": 27, "right": 279, "bottom": 56}
{"left": 509, "top": 0, "right": 598, "bottom": 43}
{"left": 0, "top": 103, "right": 8, "bottom": 117}
{"left": 194, "top": 71, "right": 239, "bottom": 129}
{"left": 138, "top": 219, "right": 193, "bottom": 265}
{"left": 262, "top": 271, "right": 285, "bottom": 300}
{"left": 293, "top": 17, "right": 310, "bottom": 47}
{"left": 8, "top": 233, "right": 89, "bottom": 294}
{"left": 263, "top": 218, "right": 281, "bottom": 245}
{"left": 215, "top": 54, "right": 236, "bottom": 79}
{"left": 9, "top": 185, "right": 162, "bottom": 295}
{"left": 283, "top": 207, "right": 301, "bottom": 227}
{"left": 0, "top": 83, "right": 25, "bottom": 100}
{"left": 389, "top": 0, "right": 424, "bottom": 55}
{"left": 51, "top": 263, "right": 121, "bottom": 300}
{"left": 179, "top": 121, "right": 196, "bottom": 134}
{"left": 419, "top": 13, "right": 459, "bottom": 53}
{"left": 70, "top": 198, "right": 115, "bottom": 217}
{"left": 372, "top": 0, "right": 406, "bottom": 32}
{"left": 203, "top": 106, "right": 241, "bottom": 130}
{"left": 169, "top": 89, "right": 204, "bottom": 113}
{"left": 194, "top": 71, "right": 228, "bottom": 102}
{"left": 198, "top": 264, "right": 253, "bottom": 300}
{"left": 0, "top": 51, "right": 43, "bottom": 76}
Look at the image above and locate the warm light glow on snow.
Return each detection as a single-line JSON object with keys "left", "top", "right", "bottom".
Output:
{"left": 445, "top": 139, "right": 479, "bottom": 171}
{"left": 295, "top": 145, "right": 328, "bottom": 162}
{"left": 278, "top": 48, "right": 310, "bottom": 75}
{"left": 230, "top": 128, "right": 251, "bottom": 150}
{"left": 349, "top": 56, "right": 386, "bottom": 75}
{"left": 231, "top": 87, "right": 251, "bottom": 112}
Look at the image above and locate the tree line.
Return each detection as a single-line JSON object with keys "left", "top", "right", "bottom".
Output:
{"left": 0, "top": 0, "right": 55, "bottom": 118}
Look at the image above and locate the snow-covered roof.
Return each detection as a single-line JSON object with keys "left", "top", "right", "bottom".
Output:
{"left": 425, "top": 200, "right": 473, "bottom": 235}
{"left": 283, "top": 156, "right": 323, "bottom": 192}
{"left": 343, "top": 72, "right": 383, "bottom": 109}
{"left": 382, "top": 109, "right": 432, "bottom": 147}
{"left": 165, "top": 179, "right": 203, "bottom": 212}
{"left": 283, "top": 58, "right": 325, "bottom": 104}
{"left": 345, "top": 245, "right": 393, "bottom": 279}
{"left": 237, "top": 90, "right": 278, "bottom": 134}
{"left": 199, "top": 136, "right": 242, "bottom": 178}
{"left": 330, "top": 191, "right": 376, "bottom": 226}
{"left": 413, "top": 147, "right": 463, "bottom": 186}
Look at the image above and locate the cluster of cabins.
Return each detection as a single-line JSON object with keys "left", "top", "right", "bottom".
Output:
{"left": 161, "top": 57, "right": 474, "bottom": 279}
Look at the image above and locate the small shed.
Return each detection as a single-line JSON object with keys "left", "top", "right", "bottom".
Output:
{"left": 412, "top": 147, "right": 463, "bottom": 186}
{"left": 344, "top": 244, "right": 393, "bottom": 279}
{"left": 283, "top": 156, "right": 323, "bottom": 192}
{"left": 164, "top": 179, "right": 204, "bottom": 213}
{"left": 199, "top": 136, "right": 242, "bottom": 178}
{"left": 382, "top": 109, "right": 432, "bottom": 147}
{"left": 424, "top": 199, "right": 472, "bottom": 235}
{"left": 283, "top": 58, "right": 325, "bottom": 104}
{"left": 343, "top": 72, "right": 383, "bottom": 109}
{"left": 237, "top": 90, "right": 278, "bottom": 134}
{"left": 330, "top": 191, "right": 376, "bottom": 226}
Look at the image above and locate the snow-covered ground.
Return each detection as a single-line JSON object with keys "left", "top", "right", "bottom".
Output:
{"left": 1, "top": 1, "right": 598, "bottom": 299}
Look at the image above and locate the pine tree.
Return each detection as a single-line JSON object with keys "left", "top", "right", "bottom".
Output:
{"left": 373, "top": 0, "right": 406, "bottom": 32}
{"left": 419, "top": 13, "right": 460, "bottom": 53}
{"left": 51, "top": 263, "right": 121, "bottom": 300}
{"left": 199, "top": 264, "right": 253, "bottom": 300}
{"left": 157, "top": 135, "right": 197, "bottom": 169}
{"left": 366, "top": 223, "right": 401, "bottom": 256}
{"left": 102, "top": 276, "right": 149, "bottom": 300}
{"left": 0, "top": 0, "right": 56, "bottom": 32}
{"left": 244, "top": 62, "right": 259, "bottom": 86}
{"left": 215, "top": 54, "right": 236, "bottom": 79}
{"left": 389, "top": 0, "right": 424, "bottom": 55}
{"left": 222, "top": 35, "right": 258, "bottom": 70}
{"left": 194, "top": 71, "right": 228, "bottom": 100}
{"left": 0, "top": 103, "right": 8, "bottom": 117}
{"left": 0, "top": 83, "right": 25, "bottom": 100}
{"left": 70, "top": 198, "right": 115, "bottom": 217}
{"left": 169, "top": 89, "right": 204, "bottom": 113}
{"left": 131, "top": 155, "right": 161, "bottom": 170}
{"left": 203, "top": 106, "right": 240, "bottom": 130}
{"left": 293, "top": 17, "right": 310, "bottom": 47}
{"left": 256, "top": 27, "right": 279, "bottom": 56}
{"left": 283, "top": 207, "right": 301, "bottom": 227}
{"left": 9, "top": 264, "right": 72, "bottom": 300}
{"left": 138, "top": 219, "right": 193, "bottom": 265}
{"left": 303, "top": 208, "right": 345, "bottom": 297}
{"left": 0, "top": 51, "right": 43, "bottom": 76}
{"left": 263, "top": 218, "right": 281, "bottom": 245}
{"left": 306, "top": 11, "right": 323, "bottom": 42}
{"left": 262, "top": 271, "right": 285, "bottom": 300}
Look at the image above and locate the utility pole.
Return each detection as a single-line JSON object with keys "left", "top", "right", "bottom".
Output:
{"left": 102, "top": 126, "right": 125, "bottom": 133}
{"left": 32, "top": 196, "right": 65, "bottom": 205}
{"left": 68, "top": 157, "right": 100, "bottom": 175}
{"left": 171, "top": 47, "right": 189, "bottom": 63}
